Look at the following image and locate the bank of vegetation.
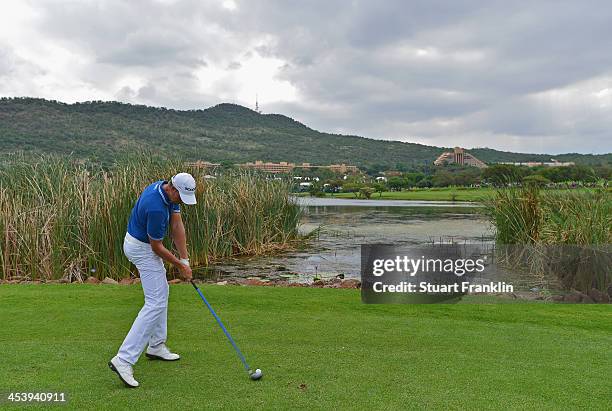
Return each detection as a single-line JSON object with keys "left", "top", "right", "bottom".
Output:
{"left": 0, "top": 155, "right": 302, "bottom": 281}
{"left": 486, "top": 186, "right": 611, "bottom": 294}
{"left": 302, "top": 161, "right": 610, "bottom": 197}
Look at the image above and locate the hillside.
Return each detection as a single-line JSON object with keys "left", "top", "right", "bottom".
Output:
{"left": 0, "top": 97, "right": 610, "bottom": 167}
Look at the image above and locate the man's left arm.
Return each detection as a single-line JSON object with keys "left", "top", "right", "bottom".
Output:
{"left": 170, "top": 212, "right": 189, "bottom": 261}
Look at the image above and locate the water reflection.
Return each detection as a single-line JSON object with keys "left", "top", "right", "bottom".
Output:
{"left": 197, "top": 199, "right": 492, "bottom": 282}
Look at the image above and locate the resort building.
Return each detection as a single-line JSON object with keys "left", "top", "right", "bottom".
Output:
{"left": 498, "top": 160, "right": 575, "bottom": 167}
{"left": 239, "top": 161, "right": 359, "bottom": 174}
{"left": 240, "top": 161, "right": 294, "bottom": 173}
{"left": 434, "top": 147, "right": 488, "bottom": 169}
{"left": 322, "top": 163, "right": 360, "bottom": 174}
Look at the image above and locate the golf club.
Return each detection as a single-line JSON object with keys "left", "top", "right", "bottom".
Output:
{"left": 190, "top": 279, "right": 263, "bottom": 381}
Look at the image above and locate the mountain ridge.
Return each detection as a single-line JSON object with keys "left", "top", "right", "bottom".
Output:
{"left": 0, "top": 97, "right": 610, "bottom": 167}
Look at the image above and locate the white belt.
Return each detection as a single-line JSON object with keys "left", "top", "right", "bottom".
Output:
{"left": 124, "top": 232, "right": 151, "bottom": 247}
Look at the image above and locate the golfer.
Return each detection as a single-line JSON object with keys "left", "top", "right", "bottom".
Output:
{"left": 109, "top": 173, "right": 197, "bottom": 388}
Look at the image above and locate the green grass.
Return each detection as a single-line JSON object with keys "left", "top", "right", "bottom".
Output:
{"left": 308, "top": 187, "right": 603, "bottom": 202}
{"left": 1, "top": 285, "right": 610, "bottom": 410}
{"left": 317, "top": 188, "right": 494, "bottom": 202}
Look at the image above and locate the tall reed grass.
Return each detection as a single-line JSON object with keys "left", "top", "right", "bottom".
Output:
{"left": 486, "top": 186, "right": 611, "bottom": 245}
{"left": 0, "top": 154, "right": 302, "bottom": 281}
{"left": 485, "top": 186, "right": 611, "bottom": 292}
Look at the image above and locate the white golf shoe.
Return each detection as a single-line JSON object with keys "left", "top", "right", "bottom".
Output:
{"left": 108, "top": 356, "right": 139, "bottom": 388}
{"left": 145, "top": 344, "right": 180, "bottom": 361}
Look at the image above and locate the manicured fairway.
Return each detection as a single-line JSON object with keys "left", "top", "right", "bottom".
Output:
{"left": 330, "top": 188, "right": 493, "bottom": 202}
{"left": 1, "top": 285, "right": 610, "bottom": 410}
{"left": 310, "top": 188, "right": 603, "bottom": 202}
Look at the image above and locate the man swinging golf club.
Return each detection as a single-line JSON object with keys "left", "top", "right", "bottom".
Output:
{"left": 109, "top": 173, "right": 197, "bottom": 388}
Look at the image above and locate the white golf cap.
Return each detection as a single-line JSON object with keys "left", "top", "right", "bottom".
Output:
{"left": 171, "top": 172, "right": 197, "bottom": 205}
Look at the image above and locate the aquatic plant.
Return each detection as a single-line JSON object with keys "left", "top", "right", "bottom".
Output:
{"left": 0, "top": 154, "right": 302, "bottom": 280}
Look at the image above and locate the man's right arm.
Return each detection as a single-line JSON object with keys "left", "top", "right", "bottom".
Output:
{"left": 149, "top": 239, "right": 192, "bottom": 280}
{"left": 147, "top": 210, "right": 192, "bottom": 280}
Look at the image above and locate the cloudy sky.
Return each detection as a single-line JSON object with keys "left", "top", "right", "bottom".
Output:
{"left": 1, "top": 0, "right": 611, "bottom": 154}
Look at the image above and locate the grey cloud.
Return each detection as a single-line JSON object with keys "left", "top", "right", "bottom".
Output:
{"left": 97, "top": 29, "right": 193, "bottom": 67}
{"left": 1, "top": 0, "right": 611, "bottom": 153}
{"left": 0, "top": 46, "right": 45, "bottom": 77}
{"left": 115, "top": 85, "right": 137, "bottom": 101}
{"left": 136, "top": 83, "right": 158, "bottom": 100}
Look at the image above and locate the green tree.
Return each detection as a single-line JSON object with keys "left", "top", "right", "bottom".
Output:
{"left": 593, "top": 165, "right": 612, "bottom": 180}
{"left": 219, "top": 160, "right": 235, "bottom": 170}
{"left": 483, "top": 164, "right": 526, "bottom": 186}
{"left": 453, "top": 167, "right": 482, "bottom": 186}
{"left": 342, "top": 182, "right": 362, "bottom": 198}
{"left": 539, "top": 167, "right": 564, "bottom": 182}
{"left": 326, "top": 179, "right": 343, "bottom": 195}
{"left": 404, "top": 172, "right": 425, "bottom": 187}
{"left": 568, "top": 165, "right": 597, "bottom": 182}
{"left": 372, "top": 182, "right": 387, "bottom": 197}
{"left": 359, "top": 186, "right": 375, "bottom": 199}
{"left": 432, "top": 170, "right": 454, "bottom": 187}
{"left": 522, "top": 174, "right": 551, "bottom": 187}
{"left": 308, "top": 182, "right": 325, "bottom": 197}
{"left": 387, "top": 177, "right": 406, "bottom": 191}
{"left": 417, "top": 178, "right": 432, "bottom": 188}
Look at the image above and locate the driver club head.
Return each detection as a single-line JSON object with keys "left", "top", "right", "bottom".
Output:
{"left": 249, "top": 368, "right": 263, "bottom": 381}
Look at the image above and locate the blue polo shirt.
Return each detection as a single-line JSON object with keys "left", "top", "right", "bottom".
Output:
{"left": 127, "top": 180, "right": 181, "bottom": 243}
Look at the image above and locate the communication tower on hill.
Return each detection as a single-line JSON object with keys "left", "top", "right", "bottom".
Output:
{"left": 255, "top": 94, "right": 261, "bottom": 114}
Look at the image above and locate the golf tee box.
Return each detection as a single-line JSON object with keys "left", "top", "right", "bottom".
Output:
{"left": 360, "top": 244, "right": 611, "bottom": 304}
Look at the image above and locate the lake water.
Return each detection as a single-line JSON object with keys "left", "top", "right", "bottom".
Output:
{"left": 198, "top": 197, "right": 492, "bottom": 282}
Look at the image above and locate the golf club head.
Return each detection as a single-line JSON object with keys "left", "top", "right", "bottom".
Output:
{"left": 249, "top": 368, "right": 263, "bottom": 380}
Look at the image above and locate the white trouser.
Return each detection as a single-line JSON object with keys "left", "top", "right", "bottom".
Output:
{"left": 117, "top": 233, "right": 169, "bottom": 365}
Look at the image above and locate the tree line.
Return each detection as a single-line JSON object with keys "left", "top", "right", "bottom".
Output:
{"left": 295, "top": 163, "right": 611, "bottom": 198}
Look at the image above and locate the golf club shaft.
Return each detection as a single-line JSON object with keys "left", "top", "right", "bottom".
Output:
{"left": 190, "top": 280, "right": 251, "bottom": 371}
